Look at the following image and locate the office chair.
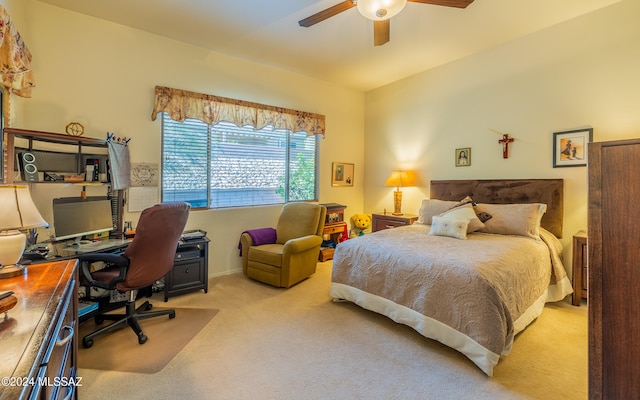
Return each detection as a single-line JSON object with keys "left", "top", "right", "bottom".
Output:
{"left": 78, "top": 202, "right": 190, "bottom": 348}
{"left": 240, "top": 202, "right": 326, "bottom": 288}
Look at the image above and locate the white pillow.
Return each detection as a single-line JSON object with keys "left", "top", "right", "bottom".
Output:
{"left": 438, "top": 203, "right": 485, "bottom": 233}
{"left": 428, "top": 216, "right": 469, "bottom": 240}
{"left": 475, "top": 203, "right": 547, "bottom": 240}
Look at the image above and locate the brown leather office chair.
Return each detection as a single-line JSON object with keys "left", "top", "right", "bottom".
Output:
{"left": 78, "top": 202, "right": 190, "bottom": 348}
{"left": 240, "top": 202, "right": 326, "bottom": 288}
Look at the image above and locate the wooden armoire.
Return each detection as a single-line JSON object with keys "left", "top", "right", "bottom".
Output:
{"left": 588, "top": 138, "right": 640, "bottom": 399}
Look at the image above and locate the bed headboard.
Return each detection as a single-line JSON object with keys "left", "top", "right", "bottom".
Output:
{"left": 430, "top": 179, "right": 564, "bottom": 238}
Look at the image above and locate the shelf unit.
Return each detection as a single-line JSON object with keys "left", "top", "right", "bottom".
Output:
{"left": 2, "top": 127, "right": 124, "bottom": 236}
{"left": 3, "top": 127, "right": 108, "bottom": 184}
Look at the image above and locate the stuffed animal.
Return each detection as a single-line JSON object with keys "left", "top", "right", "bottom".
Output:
{"left": 349, "top": 214, "right": 372, "bottom": 239}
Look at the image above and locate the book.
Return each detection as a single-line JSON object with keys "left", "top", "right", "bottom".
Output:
{"left": 78, "top": 299, "right": 99, "bottom": 317}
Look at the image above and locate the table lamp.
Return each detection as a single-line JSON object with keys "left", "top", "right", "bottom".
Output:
{"left": 0, "top": 185, "right": 48, "bottom": 278}
{"left": 384, "top": 171, "right": 415, "bottom": 216}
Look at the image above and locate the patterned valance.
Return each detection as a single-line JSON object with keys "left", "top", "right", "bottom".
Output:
{"left": 0, "top": 6, "right": 34, "bottom": 98}
{"left": 151, "top": 86, "right": 325, "bottom": 136}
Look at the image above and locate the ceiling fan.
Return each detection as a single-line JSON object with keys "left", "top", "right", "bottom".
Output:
{"left": 298, "top": 0, "right": 475, "bottom": 46}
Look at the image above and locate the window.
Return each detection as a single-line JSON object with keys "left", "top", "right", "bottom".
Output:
{"left": 161, "top": 113, "right": 319, "bottom": 208}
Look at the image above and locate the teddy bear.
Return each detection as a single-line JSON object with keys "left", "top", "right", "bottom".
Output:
{"left": 349, "top": 214, "right": 372, "bottom": 239}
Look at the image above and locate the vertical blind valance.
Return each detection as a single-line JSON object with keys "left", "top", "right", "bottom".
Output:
{"left": 151, "top": 86, "right": 325, "bottom": 137}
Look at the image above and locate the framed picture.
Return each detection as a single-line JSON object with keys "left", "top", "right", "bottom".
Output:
{"left": 455, "top": 148, "right": 471, "bottom": 167}
{"left": 553, "top": 128, "right": 593, "bottom": 167}
{"left": 331, "top": 162, "right": 354, "bottom": 186}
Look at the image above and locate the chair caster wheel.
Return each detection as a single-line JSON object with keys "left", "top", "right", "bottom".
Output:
{"left": 95, "top": 317, "right": 104, "bottom": 325}
{"left": 138, "top": 334, "right": 148, "bottom": 344}
{"left": 145, "top": 303, "right": 153, "bottom": 311}
{"left": 169, "top": 312, "right": 176, "bottom": 319}
{"left": 83, "top": 338, "right": 93, "bottom": 348}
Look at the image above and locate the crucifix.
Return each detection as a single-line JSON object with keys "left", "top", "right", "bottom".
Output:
{"left": 498, "top": 134, "right": 514, "bottom": 158}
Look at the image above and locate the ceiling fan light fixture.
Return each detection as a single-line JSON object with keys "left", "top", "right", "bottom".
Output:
{"left": 357, "top": 0, "right": 407, "bottom": 21}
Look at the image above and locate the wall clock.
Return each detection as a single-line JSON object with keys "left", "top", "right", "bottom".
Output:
{"left": 65, "top": 122, "right": 85, "bottom": 136}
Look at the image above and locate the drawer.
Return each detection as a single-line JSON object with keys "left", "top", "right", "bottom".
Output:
{"left": 33, "top": 278, "right": 77, "bottom": 399}
{"left": 372, "top": 214, "right": 418, "bottom": 232}
{"left": 171, "top": 261, "right": 204, "bottom": 288}
{"left": 376, "top": 219, "right": 406, "bottom": 229}
{"left": 175, "top": 249, "right": 202, "bottom": 261}
{"left": 324, "top": 223, "right": 346, "bottom": 235}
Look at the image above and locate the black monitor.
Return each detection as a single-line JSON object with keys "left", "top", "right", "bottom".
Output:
{"left": 52, "top": 196, "right": 114, "bottom": 241}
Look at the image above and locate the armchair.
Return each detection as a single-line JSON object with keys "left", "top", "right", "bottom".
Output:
{"left": 78, "top": 202, "right": 190, "bottom": 348}
{"left": 240, "top": 202, "right": 326, "bottom": 288}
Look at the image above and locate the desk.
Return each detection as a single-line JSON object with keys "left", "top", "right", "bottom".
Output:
{"left": 43, "top": 236, "right": 209, "bottom": 303}
{"left": 53, "top": 238, "right": 132, "bottom": 258}
{"left": 0, "top": 260, "right": 79, "bottom": 400}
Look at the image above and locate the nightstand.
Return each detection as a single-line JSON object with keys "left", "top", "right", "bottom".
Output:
{"left": 572, "top": 230, "right": 587, "bottom": 306}
{"left": 372, "top": 213, "right": 418, "bottom": 232}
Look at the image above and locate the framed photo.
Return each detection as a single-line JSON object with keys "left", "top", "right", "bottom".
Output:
{"left": 455, "top": 148, "right": 471, "bottom": 167}
{"left": 553, "top": 128, "right": 593, "bottom": 167}
{"left": 331, "top": 162, "right": 354, "bottom": 186}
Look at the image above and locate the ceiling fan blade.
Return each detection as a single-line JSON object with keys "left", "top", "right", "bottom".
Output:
{"left": 373, "top": 20, "right": 390, "bottom": 46}
{"left": 298, "top": 1, "right": 356, "bottom": 27}
{"left": 407, "top": 0, "right": 474, "bottom": 8}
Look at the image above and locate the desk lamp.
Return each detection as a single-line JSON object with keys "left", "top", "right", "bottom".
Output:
{"left": 384, "top": 171, "right": 415, "bottom": 216}
{"left": 0, "top": 185, "right": 48, "bottom": 278}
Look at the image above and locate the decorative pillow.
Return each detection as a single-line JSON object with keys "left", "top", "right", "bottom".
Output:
{"left": 452, "top": 195, "right": 475, "bottom": 208}
{"left": 476, "top": 211, "right": 493, "bottom": 223}
{"left": 428, "top": 216, "right": 469, "bottom": 240}
{"left": 438, "top": 203, "right": 485, "bottom": 233}
{"left": 416, "top": 199, "right": 458, "bottom": 225}
{"left": 475, "top": 203, "right": 547, "bottom": 240}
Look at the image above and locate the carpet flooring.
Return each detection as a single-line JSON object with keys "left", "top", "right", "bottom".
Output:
{"left": 78, "top": 261, "right": 587, "bottom": 399}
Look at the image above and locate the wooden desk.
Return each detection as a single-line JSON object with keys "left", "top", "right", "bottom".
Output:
{"left": 0, "top": 260, "right": 79, "bottom": 400}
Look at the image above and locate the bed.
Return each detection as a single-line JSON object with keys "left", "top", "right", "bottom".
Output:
{"left": 330, "top": 179, "right": 574, "bottom": 376}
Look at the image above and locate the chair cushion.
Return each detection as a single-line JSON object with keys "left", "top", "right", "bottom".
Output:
{"left": 248, "top": 243, "right": 284, "bottom": 267}
{"left": 276, "top": 203, "right": 322, "bottom": 244}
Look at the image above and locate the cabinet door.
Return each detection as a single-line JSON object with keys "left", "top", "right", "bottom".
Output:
{"left": 589, "top": 140, "right": 640, "bottom": 399}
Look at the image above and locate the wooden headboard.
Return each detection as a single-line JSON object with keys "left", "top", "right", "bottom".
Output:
{"left": 430, "top": 179, "right": 564, "bottom": 238}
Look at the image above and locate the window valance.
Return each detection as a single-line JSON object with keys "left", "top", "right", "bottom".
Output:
{"left": 151, "top": 86, "right": 325, "bottom": 137}
{"left": 0, "top": 5, "right": 35, "bottom": 98}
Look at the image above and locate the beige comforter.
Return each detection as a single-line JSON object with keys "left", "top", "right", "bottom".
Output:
{"left": 330, "top": 225, "right": 572, "bottom": 376}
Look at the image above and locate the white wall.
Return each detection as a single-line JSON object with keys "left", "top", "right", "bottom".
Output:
{"left": 6, "top": 0, "right": 365, "bottom": 277}
{"left": 363, "top": 0, "right": 640, "bottom": 271}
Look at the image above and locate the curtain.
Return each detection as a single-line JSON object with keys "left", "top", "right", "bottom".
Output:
{"left": 0, "top": 5, "right": 34, "bottom": 98}
{"left": 150, "top": 86, "right": 325, "bottom": 137}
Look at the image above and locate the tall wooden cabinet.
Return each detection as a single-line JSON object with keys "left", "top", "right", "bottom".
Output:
{"left": 588, "top": 138, "right": 640, "bottom": 399}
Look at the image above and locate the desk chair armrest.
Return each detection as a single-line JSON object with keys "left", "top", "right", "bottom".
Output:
{"left": 77, "top": 253, "right": 130, "bottom": 290}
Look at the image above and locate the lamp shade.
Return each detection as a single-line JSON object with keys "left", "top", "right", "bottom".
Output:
{"left": 0, "top": 185, "right": 48, "bottom": 230}
{"left": 384, "top": 171, "right": 415, "bottom": 188}
{"left": 357, "top": 0, "right": 407, "bottom": 20}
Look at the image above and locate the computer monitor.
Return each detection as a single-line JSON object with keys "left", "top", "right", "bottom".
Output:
{"left": 52, "top": 196, "right": 114, "bottom": 241}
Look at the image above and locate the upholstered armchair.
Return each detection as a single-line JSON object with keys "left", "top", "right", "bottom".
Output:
{"left": 240, "top": 202, "right": 326, "bottom": 288}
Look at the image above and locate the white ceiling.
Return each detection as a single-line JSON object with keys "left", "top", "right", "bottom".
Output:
{"left": 37, "top": 0, "right": 622, "bottom": 92}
